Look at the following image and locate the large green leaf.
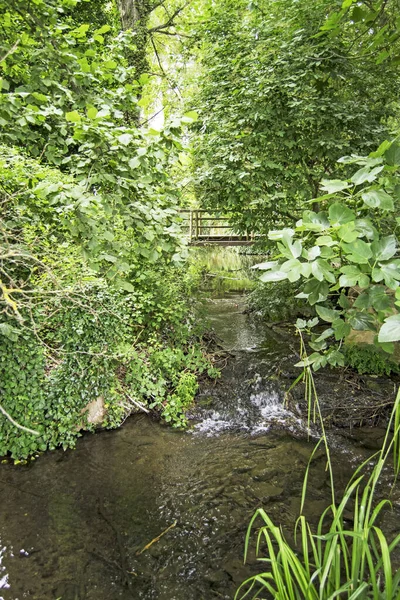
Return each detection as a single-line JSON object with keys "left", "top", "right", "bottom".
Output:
{"left": 339, "top": 265, "right": 361, "bottom": 287}
{"left": 259, "top": 271, "right": 288, "bottom": 282}
{"left": 341, "top": 239, "right": 372, "bottom": 264}
{"left": 348, "top": 312, "right": 376, "bottom": 331}
{"left": 252, "top": 261, "right": 279, "bottom": 270}
{"left": 378, "top": 314, "right": 400, "bottom": 342}
{"left": 328, "top": 203, "right": 355, "bottom": 226}
{"left": 385, "top": 142, "right": 400, "bottom": 167}
{"left": 380, "top": 262, "right": 400, "bottom": 289}
{"left": 320, "top": 179, "right": 351, "bottom": 194}
{"left": 315, "top": 305, "right": 341, "bottom": 323}
{"left": 332, "top": 318, "right": 351, "bottom": 340}
{"left": 303, "top": 279, "right": 330, "bottom": 305}
{"left": 362, "top": 190, "right": 394, "bottom": 211}
{"left": 371, "top": 235, "right": 397, "bottom": 261}
{"left": 351, "top": 165, "right": 383, "bottom": 185}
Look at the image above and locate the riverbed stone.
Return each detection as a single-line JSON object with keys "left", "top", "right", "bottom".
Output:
{"left": 81, "top": 396, "right": 106, "bottom": 426}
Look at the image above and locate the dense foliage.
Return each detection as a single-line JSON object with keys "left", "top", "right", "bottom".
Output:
{"left": 0, "top": 0, "right": 211, "bottom": 459}
{"left": 193, "top": 0, "right": 400, "bottom": 232}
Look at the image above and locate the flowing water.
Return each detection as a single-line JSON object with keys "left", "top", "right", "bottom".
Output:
{"left": 0, "top": 295, "right": 399, "bottom": 600}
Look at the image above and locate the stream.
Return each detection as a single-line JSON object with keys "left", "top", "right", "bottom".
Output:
{"left": 0, "top": 294, "right": 399, "bottom": 600}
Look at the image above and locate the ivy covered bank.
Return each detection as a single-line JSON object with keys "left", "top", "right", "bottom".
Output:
{"left": 0, "top": 0, "right": 215, "bottom": 459}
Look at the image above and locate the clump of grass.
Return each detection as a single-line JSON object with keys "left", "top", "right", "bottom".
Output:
{"left": 236, "top": 333, "right": 400, "bottom": 600}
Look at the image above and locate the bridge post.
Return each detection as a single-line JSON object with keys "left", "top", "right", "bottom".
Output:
{"left": 189, "top": 210, "right": 193, "bottom": 242}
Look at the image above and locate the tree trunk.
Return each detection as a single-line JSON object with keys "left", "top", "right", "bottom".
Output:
{"left": 116, "top": 0, "right": 151, "bottom": 80}
{"left": 117, "top": 0, "right": 140, "bottom": 30}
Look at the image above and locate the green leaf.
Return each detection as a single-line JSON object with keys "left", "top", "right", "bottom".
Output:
{"left": 307, "top": 246, "right": 321, "bottom": 260}
{"left": 338, "top": 222, "right": 358, "bottom": 243}
{"left": 303, "top": 279, "right": 330, "bottom": 305}
{"left": 129, "top": 157, "right": 141, "bottom": 169}
{"left": 315, "top": 305, "right": 341, "bottom": 323}
{"left": 341, "top": 239, "right": 372, "bottom": 264}
{"left": 65, "top": 111, "right": 81, "bottom": 123}
{"left": 378, "top": 314, "right": 400, "bottom": 343}
{"left": 314, "top": 328, "right": 334, "bottom": 342}
{"left": 348, "top": 312, "right": 376, "bottom": 331}
{"left": 339, "top": 265, "right": 361, "bottom": 287}
{"left": 332, "top": 318, "right": 351, "bottom": 340}
{"left": 371, "top": 235, "right": 397, "bottom": 261}
{"left": 385, "top": 142, "right": 400, "bottom": 166}
{"left": 95, "top": 24, "right": 112, "bottom": 34}
{"left": 118, "top": 280, "right": 135, "bottom": 293}
{"left": 281, "top": 259, "right": 302, "bottom": 282}
{"left": 87, "top": 107, "right": 98, "bottom": 119}
{"left": 259, "top": 271, "right": 288, "bottom": 282}
{"left": 380, "top": 262, "right": 400, "bottom": 288}
{"left": 252, "top": 261, "right": 279, "bottom": 270}
{"left": 117, "top": 133, "right": 133, "bottom": 146}
{"left": 320, "top": 179, "right": 351, "bottom": 194}
{"left": 0, "top": 323, "right": 20, "bottom": 342}
{"left": 182, "top": 111, "right": 199, "bottom": 123}
{"left": 328, "top": 203, "right": 355, "bottom": 225}
{"left": 268, "top": 228, "right": 294, "bottom": 241}
{"left": 105, "top": 59, "right": 118, "bottom": 70}
{"left": 362, "top": 189, "right": 394, "bottom": 211}
{"left": 351, "top": 165, "right": 383, "bottom": 185}
{"left": 354, "top": 219, "right": 377, "bottom": 239}
{"left": 316, "top": 235, "right": 336, "bottom": 247}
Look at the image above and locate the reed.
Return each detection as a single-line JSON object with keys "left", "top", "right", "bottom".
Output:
{"left": 236, "top": 335, "right": 400, "bottom": 600}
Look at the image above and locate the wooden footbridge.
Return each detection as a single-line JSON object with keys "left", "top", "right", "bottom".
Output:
{"left": 180, "top": 210, "right": 256, "bottom": 246}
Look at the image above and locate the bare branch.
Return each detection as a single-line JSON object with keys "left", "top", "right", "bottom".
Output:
{"left": 147, "top": 1, "right": 190, "bottom": 33}
{"left": 0, "top": 402, "right": 40, "bottom": 435}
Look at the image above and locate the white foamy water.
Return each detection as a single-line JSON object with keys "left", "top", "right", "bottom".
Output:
{"left": 193, "top": 386, "right": 303, "bottom": 436}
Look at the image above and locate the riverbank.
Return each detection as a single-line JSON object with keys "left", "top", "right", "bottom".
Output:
{"left": 1, "top": 293, "right": 399, "bottom": 599}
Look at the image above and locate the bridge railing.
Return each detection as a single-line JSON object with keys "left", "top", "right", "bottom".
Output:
{"left": 180, "top": 210, "right": 254, "bottom": 246}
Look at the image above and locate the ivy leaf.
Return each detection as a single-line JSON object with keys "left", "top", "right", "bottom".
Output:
{"left": 379, "top": 262, "right": 400, "bottom": 289}
{"left": 182, "top": 111, "right": 199, "bottom": 123}
{"left": 303, "top": 279, "right": 329, "bottom": 305}
{"left": 87, "top": 107, "right": 98, "bottom": 119}
{"left": 378, "top": 314, "right": 400, "bottom": 343}
{"left": 339, "top": 265, "right": 362, "bottom": 287}
{"left": 316, "top": 235, "right": 336, "bottom": 247}
{"left": 332, "top": 318, "right": 351, "bottom": 340}
{"left": 0, "top": 323, "right": 20, "bottom": 342}
{"left": 316, "top": 305, "right": 341, "bottom": 322}
{"left": 314, "top": 328, "right": 334, "bottom": 343}
{"left": 338, "top": 222, "right": 358, "bottom": 243}
{"left": 348, "top": 312, "right": 376, "bottom": 331}
{"left": 307, "top": 246, "right": 321, "bottom": 260}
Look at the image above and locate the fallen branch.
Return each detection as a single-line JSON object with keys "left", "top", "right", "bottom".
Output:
{"left": 136, "top": 520, "right": 177, "bottom": 555}
{"left": 126, "top": 393, "right": 150, "bottom": 414}
{"left": 0, "top": 403, "right": 40, "bottom": 435}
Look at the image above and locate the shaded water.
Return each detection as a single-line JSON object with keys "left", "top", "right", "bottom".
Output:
{"left": 0, "top": 295, "right": 398, "bottom": 600}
